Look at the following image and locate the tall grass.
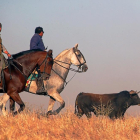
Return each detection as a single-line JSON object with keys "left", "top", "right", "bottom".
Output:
{"left": 0, "top": 106, "right": 140, "bottom": 140}
{"left": 92, "top": 101, "right": 113, "bottom": 116}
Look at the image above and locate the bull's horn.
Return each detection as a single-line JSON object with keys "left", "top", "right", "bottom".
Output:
{"left": 130, "top": 90, "right": 140, "bottom": 94}
{"left": 129, "top": 90, "right": 136, "bottom": 94}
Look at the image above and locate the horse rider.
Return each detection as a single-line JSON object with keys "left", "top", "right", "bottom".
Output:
{"left": 30, "top": 26, "right": 46, "bottom": 94}
{"left": 0, "top": 23, "right": 12, "bottom": 83}
{"left": 30, "top": 26, "right": 45, "bottom": 51}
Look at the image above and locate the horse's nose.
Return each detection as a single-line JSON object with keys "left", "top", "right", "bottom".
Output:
{"left": 82, "top": 64, "right": 88, "bottom": 72}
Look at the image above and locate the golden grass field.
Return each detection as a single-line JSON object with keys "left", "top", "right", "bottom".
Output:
{"left": 0, "top": 106, "right": 140, "bottom": 140}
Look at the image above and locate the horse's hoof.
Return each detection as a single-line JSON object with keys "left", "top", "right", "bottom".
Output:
{"left": 52, "top": 111, "right": 58, "bottom": 115}
{"left": 12, "top": 111, "right": 18, "bottom": 116}
{"left": 46, "top": 111, "right": 53, "bottom": 117}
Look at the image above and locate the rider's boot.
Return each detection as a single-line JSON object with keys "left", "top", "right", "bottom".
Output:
{"left": 36, "top": 77, "right": 46, "bottom": 94}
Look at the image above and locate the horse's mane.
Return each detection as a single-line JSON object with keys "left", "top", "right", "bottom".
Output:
{"left": 12, "top": 49, "right": 43, "bottom": 59}
{"left": 55, "top": 49, "right": 70, "bottom": 60}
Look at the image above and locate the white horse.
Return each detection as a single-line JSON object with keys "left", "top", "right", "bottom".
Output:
{"left": 0, "top": 44, "right": 88, "bottom": 116}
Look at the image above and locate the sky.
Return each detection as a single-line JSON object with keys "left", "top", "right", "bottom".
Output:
{"left": 1, "top": 0, "right": 140, "bottom": 116}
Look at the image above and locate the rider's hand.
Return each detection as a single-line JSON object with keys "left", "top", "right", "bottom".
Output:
{"left": 8, "top": 55, "right": 13, "bottom": 59}
{"left": 7, "top": 53, "right": 11, "bottom": 58}
{"left": 7, "top": 53, "right": 12, "bottom": 59}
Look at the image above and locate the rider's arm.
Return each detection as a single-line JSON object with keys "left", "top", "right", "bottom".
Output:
{"left": 2, "top": 44, "right": 11, "bottom": 57}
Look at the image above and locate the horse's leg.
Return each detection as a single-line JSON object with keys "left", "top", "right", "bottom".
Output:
{"left": 47, "top": 96, "right": 56, "bottom": 111}
{"left": 46, "top": 97, "right": 56, "bottom": 116}
{"left": 10, "top": 97, "right": 15, "bottom": 113}
{"left": 0, "top": 93, "right": 9, "bottom": 116}
{"left": 0, "top": 94, "right": 5, "bottom": 114}
{"left": 9, "top": 92, "right": 25, "bottom": 115}
{"left": 47, "top": 90, "right": 65, "bottom": 115}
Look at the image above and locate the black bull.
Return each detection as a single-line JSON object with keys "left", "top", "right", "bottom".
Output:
{"left": 75, "top": 90, "right": 140, "bottom": 119}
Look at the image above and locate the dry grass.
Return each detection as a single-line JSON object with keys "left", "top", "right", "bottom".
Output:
{"left": 92, "top": 101, "right": 113, "bottom": 116}
{"left": 0, "top": 106, "right": 140, "bottom": 140}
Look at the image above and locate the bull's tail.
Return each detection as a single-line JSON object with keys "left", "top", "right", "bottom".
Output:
{"left": 74, "top": 92, "right": 83, "bottom": 115}
{"left": 74, "top": 99, "right": 78, "bottom": 115}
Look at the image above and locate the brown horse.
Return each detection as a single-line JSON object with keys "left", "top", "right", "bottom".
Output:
{"left": 0, "top": 49, "right": 53, "bottom": 115}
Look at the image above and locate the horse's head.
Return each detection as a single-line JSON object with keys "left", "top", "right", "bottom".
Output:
{"left": 71, "top": 44, "right": 88, "bottom": 72}
{"left": 39, "top": 49, "right": 53, "bottom": 80}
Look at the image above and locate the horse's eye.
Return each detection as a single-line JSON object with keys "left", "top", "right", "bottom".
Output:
{"left": 78, "top": 54, "right": 81, "bottom": 57}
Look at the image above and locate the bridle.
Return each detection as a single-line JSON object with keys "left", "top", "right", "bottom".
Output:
{"left": 36, "top": 54, "right": 53, "bottom": 80}
{"left": 54, "top": 47, "right": 86, "bottom": 73}
{"left": 8, "top": 53, "right": 52, "bottom": 81}
{"left": 73, "top": 47, "right": 86, "bottom": 69}
{"left": 52, "top": 47, "right": 86, "bottom": 87}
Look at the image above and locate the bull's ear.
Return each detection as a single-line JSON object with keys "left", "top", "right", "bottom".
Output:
{"left": 74, "top": 43, "right": 78, "bottom": 49}
{"left": 48, "top": 49, "right": 53, "bottom": 57}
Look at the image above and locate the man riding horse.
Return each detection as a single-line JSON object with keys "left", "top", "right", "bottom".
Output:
{"left": 0, "top": 23, "right": 12, "bottom": 83}
{"left": 30, "top": 26, "right": 46, "bottom": 94}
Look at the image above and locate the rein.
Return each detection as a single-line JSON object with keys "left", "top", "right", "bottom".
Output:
{"left": 8, "top": 59, "right": 28, "bottom": 80}
{"left": 54, "top": 60, "right": 83, "bottom": 73}
{"left": 52, "top": 67, "right": 78, "bottom": 88}
{"left": 52, "top": 60, "right": 80, "bottom": 88}
{"left": 36, "top": 54, "right": 51, "bottom": 78}
{"left": 52, "top": 48, "right": 86, "bottom": 87}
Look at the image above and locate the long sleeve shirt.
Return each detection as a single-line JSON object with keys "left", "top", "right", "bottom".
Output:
{"left": 30, "top": 33, "right": 45, "bottom": 51}
{"left": 0, "top": 34, "right": 8, "bottom": 53}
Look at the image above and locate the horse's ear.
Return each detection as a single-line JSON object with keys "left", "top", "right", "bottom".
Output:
{"left": 74, "top": 43, "right": 78, "bottom": 49}
{"left": 48, "top": 49, "right": 53, "bottom": 57}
